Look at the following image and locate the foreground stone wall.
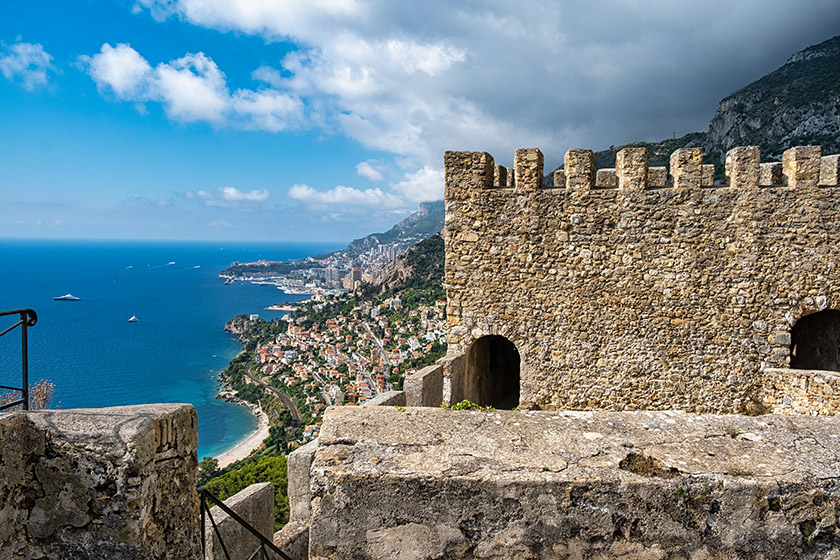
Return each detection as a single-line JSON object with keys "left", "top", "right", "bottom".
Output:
{"left": 309, "top": 406, "right": 840, "bottom": 560}
{"left": 444, "top": 145, "right": 840, "bottom": 413}
{"left": 0, "top": 404, "right": 200, "bottom": 560}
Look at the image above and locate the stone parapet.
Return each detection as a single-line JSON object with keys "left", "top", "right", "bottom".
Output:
{"left": 0, "top": 404, "right": 200, "bottom": 559}
{"left": 308, "top": 406, "right": 840, "bottom": 560}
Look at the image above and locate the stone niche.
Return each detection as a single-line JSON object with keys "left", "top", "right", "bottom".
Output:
{"left": 0, "top": 404, "right": 200, "bottom": 560}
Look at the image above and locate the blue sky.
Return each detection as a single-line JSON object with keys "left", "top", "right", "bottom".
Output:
{"left": 1, "top": 1, "right": 838, "bottom": 242}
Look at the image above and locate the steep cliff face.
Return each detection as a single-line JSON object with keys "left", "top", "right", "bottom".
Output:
{"left": 706, "top": 35, "right": 840, "bottom": 162}
{"left": 367, "top": 233, "right": 444, "bottom": 296}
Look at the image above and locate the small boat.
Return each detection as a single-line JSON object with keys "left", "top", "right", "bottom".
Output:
{"left": 224, "top": 278, "right": 234, "bottom": 285}
{"left": 54, "top": 293, "right": 81, "bottom": 301}
{"left": 128, "top": 315, "right": 138, "bottom": 322}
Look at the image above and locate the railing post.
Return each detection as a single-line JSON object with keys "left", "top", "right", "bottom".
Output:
{"left": 21, "top": 311, "right": 29, "bottom": 411}
{"left": 0, "top": 309, "right": 37, "bottom": 412}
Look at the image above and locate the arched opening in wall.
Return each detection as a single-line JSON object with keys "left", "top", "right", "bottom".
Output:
{"left": 464, "top": 335, "right": 520, "bottom": 409}
{"left": 790, "top": 309, "right": 840, "bottom": 371}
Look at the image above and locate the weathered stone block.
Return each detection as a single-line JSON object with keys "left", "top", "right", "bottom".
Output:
{"left": 405, "top": 363, "right": 444, "bottom": 407}
{"left": 362, "top": 390, "right": 406, "bottom": 407}
{"left": 564, "top": 149, "right": 594, "bottom": 189}
{"left": 648, "top": 166, "right": 667, "bottom": 188}
{"left": 493, "top": 164, "right": 507, "bottom": 187}
{"left": 725, "top": 146, "right": 760, "bottom": 188}
{"left": 287, "top": 438, "right": 319, "bottom": 523}
{"left": 670, "top": 147, "right": 703, "bottom": 189}
{"left": 204, "top": 482, "right": 274, "bottom": 560}
{"left": 506, "top": 166, "right": 515, "bottom": 187}
{"left": 444, "top": 151, "right": 494, "bottom": 199}
{"left": 760, "top": 162, "right": 783, "bottom": 186}
{"left": 616, "top": 147, "right": 648, "bottom": 190}
{"left": 702, "top": 163, "right": 715, "bottom": 186}
{"left": 783, "top": 145, "right": 821, "bottom": 188}
{"left": 0, "top": 405, "right": 200, "bottom": 560}
{"left": 553, "top": 168, "right": 565, "bottom": 189}
{"left": 820, "top": 154, "right": 840, "bottom": 186}
{"left": 513, "top": 148, "right": 544, "bottom": 192}
{"left": 310, "top": 407, "right": 840, "bottom": 560}
{"left": 595, "top": 168, "right": 616, "bottom": 188}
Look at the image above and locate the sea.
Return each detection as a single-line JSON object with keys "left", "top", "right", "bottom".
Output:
{"left": 0, "top": 238, "right": 340, "bottom": 458}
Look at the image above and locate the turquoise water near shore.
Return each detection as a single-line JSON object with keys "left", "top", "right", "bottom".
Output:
{"left": 0, "top": 239, "right": 340, "bottom": 458}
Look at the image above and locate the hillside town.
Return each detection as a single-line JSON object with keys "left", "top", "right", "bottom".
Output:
{"left": 250, "top": 295, "right": 446, "bottom": 445}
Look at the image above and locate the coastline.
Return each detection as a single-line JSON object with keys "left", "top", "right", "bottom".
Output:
{"left": 215, "top": 401, "right": 270, "bottom": 469}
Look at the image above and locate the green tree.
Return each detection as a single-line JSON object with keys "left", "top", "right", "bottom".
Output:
{"left": 204, "top": 455, "right": 290, "bottom": 531}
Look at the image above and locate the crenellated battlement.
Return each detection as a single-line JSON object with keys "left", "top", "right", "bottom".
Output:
{"left": 443, "top": 144, "right": 840, "bottom": 414}
{"left": 448, "top": 145, "right": 840, "bottom": 193}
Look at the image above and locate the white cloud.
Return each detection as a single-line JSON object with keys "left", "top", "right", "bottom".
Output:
{"left": 390, "top": 166, "right": 444, "bottom": 203}
{"left": 154, "top": 52, "right": 228, "bottom": 122}
{"left": 81, "top": 43, "right": 151, "bottom": 98}
{"left": 187, "top": 187, "right": 269, "bottom": 206}
{"left": 0, "top": 41, "right": 55, "bottom": 90}
{"left": 130, "top": 0, "right": 840, "bottom": 174}
{"left": 288, "top": 184, "right": 403, "bottom": 208}
{"left": 81, "top": 44, "right": 304, "bottom": 130}
{"left": 356, "top": 161, "right": 383, "bottom": 181}
{"left": 220, "top": 186, "right": 269, "bottom": 202}
{"left": 230, "top": 89, "right": 303, "bottom": 132}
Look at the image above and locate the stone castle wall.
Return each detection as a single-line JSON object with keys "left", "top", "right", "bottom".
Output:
{"left": 444, "top": 145, "right": 840, "bottom": 413}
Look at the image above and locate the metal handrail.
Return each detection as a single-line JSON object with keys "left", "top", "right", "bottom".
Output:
{"left": 0, "top": 309, "right": 37, "bottom": 412}
{"left": 199, "top": 487, "right": 292, "bottom": 560}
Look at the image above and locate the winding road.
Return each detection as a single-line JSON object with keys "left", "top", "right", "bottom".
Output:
{"left": 244, "top": 371, "right": 301, "bottom": 427}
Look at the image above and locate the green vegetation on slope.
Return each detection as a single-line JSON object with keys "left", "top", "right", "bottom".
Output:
{"left": 203, "top": 456, "right": 290, "bottom": 531}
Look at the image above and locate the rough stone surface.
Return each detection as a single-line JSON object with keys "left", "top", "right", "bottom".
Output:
{"left": 204, "top": 482, "right": 274, "bottom": 560}
{"left": 493, "top": 164, "right": 507, "bottom": 187}
{"left": 309, "top": 406, "right": 840, "bottom": 560}
{"left": 783, "top": 145, "right": 822, "bottom": 188}
{"left": 822, "top": 155, "right": 840, "bottom": 186}
{"left": 616, "top": 147, "right": 648, "bottom": 190}
{"left": 595, "top": 168, "right": 617, "bottom": 188}
{"left": 514, "top": 148, "right": 544, "bottom": 192}
{"left": 765, "top": 368, "right": 840, "bottom": 416}
{"left": 287, "top": 439, "right": 319, "bottom": 524}
{"left": 702, "top": 163, "right": 716, "bottom": 186}
{"left": 760, "top": 162, "right": 784, "bottom": 186}
{"left": 725, "top": 145, "right": 760, "bottom": 188}
{"left": 0, "top": 404, "right": 200, "bottom": 560}
{"left": 648, "top": 166, "right": 667, "bottom": 188}
{"left": 274, "top": 520, "right": 309, "bottom": 560}
{"left": 405, "top": 363, "right": 444, "bottom": 407}
{"left": 444, "top": 145, "right": 840, "bottom": 413}
{"left": 553, "top": 169, "right": 566, "bottom": 190}
{"left": 362, "top": 391, "right": 406, "bottom": 407}
{"left": 670, "top": 148, "right": 703, "bottom": 190}
{"left": 564, "top": 149, "right": 594, "bottom": 189}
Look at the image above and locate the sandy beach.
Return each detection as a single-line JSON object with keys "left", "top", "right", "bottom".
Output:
{"left": 215, "top": 404, "right": 271, "bottom": 469}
